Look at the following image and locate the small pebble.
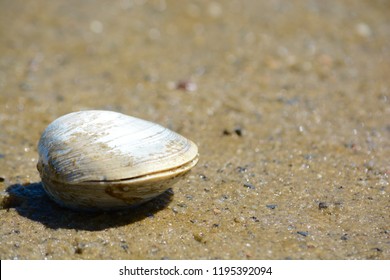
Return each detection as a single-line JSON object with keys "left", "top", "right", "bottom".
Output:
{"left": 121, "top": 243, "right": 129, "bottom": 251}
{"left": 193, "top": 232, "right": 206, "bottom": 243}
{"left": 90, "top": 20, "right": 103, "bottom": 33}
{"left": 74, "top": 246, "right": 83, "bottom": 255}
{"left": 234, "top": 127, "right": 243, "bottom": 137}
{"left": 266, "top": 204, "right": 277, "bottom": 210}
{"left": 234, "top": 216, "right": 245, "bottom": 223}
{"left": 243, "top": 183, "right": 255, "bottom": 189}
{"left": 318, "top": 202, "right": 328, "bottom": 209}
{"left": 175, "top": 80, "right": 197, "bottom": 92}
{"left": 355, "top": 22, "right": 372, "bottom": 37}
{"left": 297, "top": 231, "right": 309, "bottom": 237}
{"left": 341, "top": 234, "right": 348, "bottom": 241}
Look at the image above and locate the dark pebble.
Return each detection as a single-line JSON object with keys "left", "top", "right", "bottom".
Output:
{"left": 234, "top": 127, "right": 243, "bottom": 137}
{"left": 243, "top": 183, "right": 255, "bottom": 189}
{"left": 222, "top": 129, "right": 231, "bottom": 136}
{"left": 74, "top": 247, "right": 83, "bottom": 255}
{"left": 318, "top": 202, "right": 328, "bottom": 209}
{"left": 297, "top": 231, "right": 309, "bottom": 237}
{"left": 199, "top": 174, "right": 208, "bottom": 181}
{"left": 0, "top": 177, "right": 4, "bottom": 182}
{"left": 266, "top": 204, "right": 277, "bottom": 210}
{"left": 340, "top": 234, "right": 348, "bottom": 241}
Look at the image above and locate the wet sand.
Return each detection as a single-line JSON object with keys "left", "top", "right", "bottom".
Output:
{"left": 0, "top": 0, "right": 389, "bottom": 259}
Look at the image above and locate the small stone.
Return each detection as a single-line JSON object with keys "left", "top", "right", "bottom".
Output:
{"left": 234, "top": 216, "right": 245, "bottom": 223}
{"left": 234, "top": 127, "right": 243, "bottom": 137}
{"left": 90, "top": 20, "right": 103, "bottom": 33}
{"left": 222, "top": 129, "right": 231, "bottom": 136}
{"left": 318, "top": 202, "right": 328, "bottom": 209}
{"left": 193, "top": 232, "right": 207, "bottom": 243}
{"left": 341, "top": 234, "right": 348, "bottom": 241}
{"left": 297, "top": 231, "right": 309, "bottom": 237}
{"left": 175, "top": 80, "right": 197, "bottom": 92}
{"left": 266, "top": 204, "right": 277, "bottom": 210}
{"left": 355, "top": 22, "right": 372, "bottom": 37}
{"left": 74, "top": 246, "right": 83, "bottom": 254}
{"left": 121, "top": 244, "right": 129, "bottom": 251}
{"left": 243, "top": 183, "right": 255, "bottom": 189}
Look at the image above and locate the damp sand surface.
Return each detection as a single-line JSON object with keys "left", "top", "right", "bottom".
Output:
{"left": 0, "top": 0, "right": 389, "bottom": 259}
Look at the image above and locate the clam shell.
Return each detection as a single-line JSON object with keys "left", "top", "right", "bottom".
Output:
{"left": 37, "top": 110, "right": 199, "bottom": 211}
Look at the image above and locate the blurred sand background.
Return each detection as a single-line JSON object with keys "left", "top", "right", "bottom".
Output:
{"left": 0, "top": 0, "right": 389, "bottom": 259}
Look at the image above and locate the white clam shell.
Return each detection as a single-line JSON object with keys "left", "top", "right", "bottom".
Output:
{"left": 37, "top": 110, "right": 199, "bottom": 211}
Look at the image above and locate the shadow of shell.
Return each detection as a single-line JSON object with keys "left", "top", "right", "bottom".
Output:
{"left": 3, "top": 182, "right": 173, "bottom": 231}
